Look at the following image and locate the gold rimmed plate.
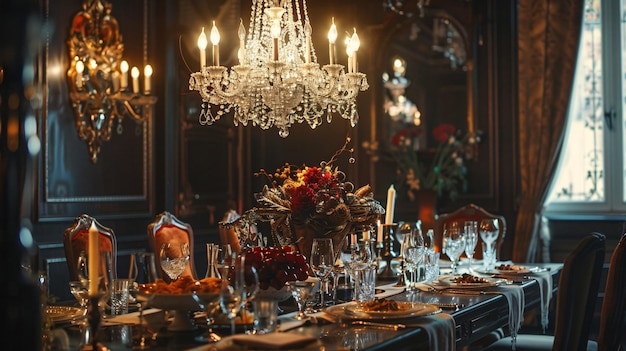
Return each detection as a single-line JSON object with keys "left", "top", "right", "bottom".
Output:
{"left": 44, "top": 306, "right": 86, "bottom": 325}
{"left": 437, "top": 275, "right": 499, "bottom": 289}
{"left": 325, "top": 301, "right": 441, "bottom": 321}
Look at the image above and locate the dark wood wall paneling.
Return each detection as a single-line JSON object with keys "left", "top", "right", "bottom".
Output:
{"left": 31, "top": 0, "right": 621, "bottom": 305}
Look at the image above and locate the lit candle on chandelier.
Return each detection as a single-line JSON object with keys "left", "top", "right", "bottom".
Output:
{"left": 120, "top": 60, "right": 129, "bottom": 90}
{"left": 237, "top": 19, "right": 246, "bottom": 65}
{"left": 304, "top": 21, "right": 312, "bottom": 64}
{"left": 210, "top": 21, "right": 220, "bottom": 66}
{"left": 345, "top": 36, "right": 354, "bottom": 74}
{"left": 270, "top": 18, "right": 281, "bottom": 61}
{"left": 197, "top": 27, "right": 207, "bottom": 69}
{"left": 328, "top": 18, "right": 338, "bottom": 65}
{"left": 131, "top": 66, "right": 140, "bottom": 94}
{"left": 350, "top": 28, "right": 360, "bottom": 73}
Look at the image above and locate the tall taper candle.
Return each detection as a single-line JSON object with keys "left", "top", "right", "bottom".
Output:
{"left": 385, "top": 184, "right": 396, "bottom": 224}
{"left": 88, "top": 221, "right": 100, "bottom": 296}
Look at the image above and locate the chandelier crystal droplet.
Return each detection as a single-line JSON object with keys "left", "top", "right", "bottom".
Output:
{"left": 189, "top": 0, "right": 368, "bottom": 137}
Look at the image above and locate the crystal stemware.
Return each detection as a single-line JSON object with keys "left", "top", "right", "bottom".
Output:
{"left": 219, "top": 252, "right": 247, "bottom": 335}
{"left": 479, "top": 219, "right": 499, "bottom": 267}
{"left": 463, "top": 221, "right": 478, "bottom": 272}
{"left": 443, "top": 222, "right": 465, "bottom": 275}
{"left": 310, "top": 238, "right": 335, "bottom": 307}
{"left": 287, "top": 280, "right": 316, "bottom": 320}
{"left": 403, "top": 229, "right": 425, "bottom": 290}
{"left": 69, "top": 280, "right": 90, "bottom": 309}
{"left": 159, "top": 242, "right": 190, "bottom": 281}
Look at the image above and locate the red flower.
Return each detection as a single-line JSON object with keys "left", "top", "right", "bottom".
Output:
{"left": 290, "top": 186, "right": 316, "bottom": 217}
{"left": 432, "top": 124, "right": 456, "bottom": 143}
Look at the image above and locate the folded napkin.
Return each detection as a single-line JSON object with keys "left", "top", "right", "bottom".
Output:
{"left": 102, "top": 308, "right": 164, "bottom": 326}
{"left": 224, "top": 333, "right": 317, "bottom": 349}
{"left": 532, "top": 270, "right": 552, "bottom": 332}
{"left": 375, "top": 282, "right": 406, "bottom": 298}
{"left": 412, "top": 313, "right": 456, "bottom": 351}
{"left": 493, "top": 285, "right": 524, "bottom": 350}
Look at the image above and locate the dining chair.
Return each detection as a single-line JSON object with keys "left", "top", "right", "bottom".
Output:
{"left": 147, "top": 211, "right": 197, "bottom": 282}
{"left": 63, "top": 214, "right": 117, "bottom": 285}
{"left": 435, "top": 203, "right": 507, "bottom": 260}
{"left": 586, "top": 232, "right": 626, "bottom": 351}
{"left": 485, "top": 232, "right": 606, "bottom": 351}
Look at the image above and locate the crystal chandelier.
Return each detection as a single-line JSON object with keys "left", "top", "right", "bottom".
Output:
{"left": 188, "top": 0, "right": 369, "bottom": 138}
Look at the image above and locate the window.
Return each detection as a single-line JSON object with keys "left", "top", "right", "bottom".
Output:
{"left": 545, "top": 0, "right": 626, "bottom": 216}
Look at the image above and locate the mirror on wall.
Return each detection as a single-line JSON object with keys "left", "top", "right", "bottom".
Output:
{"left": 379, "top": 9, "right": 473, "bottom": 150}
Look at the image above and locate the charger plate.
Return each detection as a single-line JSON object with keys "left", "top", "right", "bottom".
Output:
{"left": 44, "top": 306, "right": 86, "bottom": 325}
{"left": 325, "top": 301, "right": 440, "bottom": 321}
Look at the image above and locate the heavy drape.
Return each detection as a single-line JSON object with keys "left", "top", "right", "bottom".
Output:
{"left": 514, "top": 0, "right": 583, "bottom": 262}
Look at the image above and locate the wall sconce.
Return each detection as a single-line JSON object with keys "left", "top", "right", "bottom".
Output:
{"left": 67, "top": 0, "right": 156, "bottom": 163}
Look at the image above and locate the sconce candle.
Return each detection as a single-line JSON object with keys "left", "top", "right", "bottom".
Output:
{"left": 120, "top": 60, "right": 129, "bottom": 90}
{"left": 210, "top": 21, "right": 220, "bottom": 66}
{"left": 75, "top": 60, "right": 84, "bottom": 89}
{"left": 144, "top": 65, "right": 152, "bottom": 94}
{"left": 377, "top": 220, "right": 383, "bottom": 242}
{"left": 88, "top": 221, "right": 100, "bottom": 296}
{"left": 198, "top": 27, "right": 207, "bottom": 69}
{"left": 131, "top": 66, "right": 140, "bottom": 94}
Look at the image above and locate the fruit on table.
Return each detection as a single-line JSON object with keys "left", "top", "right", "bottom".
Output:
{"left": 242, "top": 246, "right": 310, "bottom": 290}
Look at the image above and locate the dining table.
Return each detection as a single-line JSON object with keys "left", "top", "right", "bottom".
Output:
{"left": 43, "top": 261, "right": 562, "bottom": 351}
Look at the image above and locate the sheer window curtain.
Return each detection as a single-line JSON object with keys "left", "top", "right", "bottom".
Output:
{"left": 513, "top": 0, "right": 583, "bottom": 263}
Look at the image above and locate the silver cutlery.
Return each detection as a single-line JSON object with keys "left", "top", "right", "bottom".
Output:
{"left": 352, "top": 320, "right": 406, "bottom": 330}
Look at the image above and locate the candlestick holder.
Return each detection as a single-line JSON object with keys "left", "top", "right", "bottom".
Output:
{"left": 377, "top": 224, "right": 399, "bottom": 281}
{"left": 79, "top": 294, "right": 109, "bottom": 351}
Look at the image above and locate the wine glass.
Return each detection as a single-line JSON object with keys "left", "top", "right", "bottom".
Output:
{"left": 287, "top": 280, "right": 316, "bottom": 320}
{"left": 443, "top": 222, "right": 465, "bottom": 275}
{"left": 219, "top": 252, "right": 247, "bottom": 335}
{"left": 463, "top": 221, "right": 478, "bottom": 272}
{"left": 403, "top": 229, "right": 425, "bottom": 290}
{"left": 159, "top": 242, "right": 190, "bottom": 281}
{"left": 69, "top": 280, "right": 89, "bottom": 308}
{"left": 479, "top": 219, "right": 499, "bottom": 267}
{"left": 310, "top": 238, "right": 335, "bottom": 307}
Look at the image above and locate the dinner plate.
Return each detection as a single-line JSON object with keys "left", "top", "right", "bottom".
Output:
{"left": 44, "top": 306, "right": 86, "bottom": 325}
{"left": 324, "top": 301, "right": 441, "bottom": 320}
{"left": 438, "top": 275, "right": 499, "bottom": 289}
{"left": 495, "top": 265, "right": 539, "bottom": 274}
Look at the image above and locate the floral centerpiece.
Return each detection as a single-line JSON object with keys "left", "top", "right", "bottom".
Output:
{"left": 222, "top": 138, "right": 385, "bottom": 269}
{"left": 364, "top": 123, "right": 479, "bottom": 202}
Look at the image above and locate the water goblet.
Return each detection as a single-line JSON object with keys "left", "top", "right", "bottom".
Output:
{"left": 463, "top": 221, "right": 478, "bottom": 272}
{"left": 443, "top": 222, "right": 465, "bottom": 275}
{"left": 159, "top": 242, "right": 190, "bottom": 281}
{"left": 479, "top": 219, "right": 499, "bottom": 267}
{"left": 310, "top": 238, "right": 335, "bottom": 307}
{"left": 287, "top": 280, "right": 316, "bottom": 320}
{"left": 403, "top": 231, "right": 425, "bottom": 290}
{"left": 219, "top": 252, "right": 247, "bottom": 335}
